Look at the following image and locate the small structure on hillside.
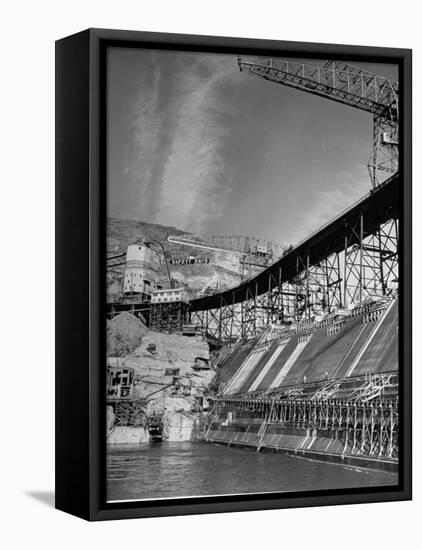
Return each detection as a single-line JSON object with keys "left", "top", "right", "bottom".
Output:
{"left": 107, "top": 364, "right": 135, "bottom": 398}
{"left": 151, "top": 287, "right": 189, "bottom": 304}
{"left": 150, "top": 287, "right": 190, "bottom": 333}
{"left": 164, "top": 367, "right": 180, "bottom": 377}
{"left": 122, "top": 244, "right": 162, "bottom": 300}
{"left": 192, "top": 357, "right": 210, "bottom": 371}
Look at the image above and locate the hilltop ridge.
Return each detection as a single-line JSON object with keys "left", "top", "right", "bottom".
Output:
{"left": 107, "top": 218, "right": 285, "bottom": 301}
{"left": 107, "top": 218, "right": 245, "bottom": 300}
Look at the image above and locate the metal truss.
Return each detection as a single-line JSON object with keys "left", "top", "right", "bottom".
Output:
{"left": 107, "top": 398, "right": 147, "bottom": 427}
{"left": 238, "top": 57, "right": 399, "bottom": 189}
{"left": 150, "top": 301, "right": 189, "bottom": 333}
{"left": 265, "top": 372, "right": 398, "bottom": 402}
{"left": 369, "top": 114, "right": 399, "bottom": 187}
{"left": 214, "top": 392, "right": 398, "bottom": 459}
{"left": 294, "top": 250, "right": 343, "bottom": 320}
{"left": 190, "top": 210, "right": 398, "bottom": 341}
{"left": 184, "top": 60, "right": 400, "bottom": 340}
{"left": 344, "top": 217, "right": 398, "bottom": 305}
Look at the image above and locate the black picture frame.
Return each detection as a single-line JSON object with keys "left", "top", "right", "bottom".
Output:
{"left": 55, "top": 28, "right": 412, "bottom": 521}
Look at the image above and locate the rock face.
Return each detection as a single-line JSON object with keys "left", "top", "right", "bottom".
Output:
{"left": 163, "top": 411, "right": 196, "bottom": 441}
{"left": 106, "top": 313, "right": 215, "bottom": 443}
{"left": 165, "top": 251, "right": 241, "bottom": 297}
{"left": 107, "top": 426, "right": 150, "bottom": 444}
{"left": 107, "top": 312, "right": 148, "bottom": 356}
{"left": 128, "top": 332, "right": 212, "bottom": 396}
{"left": 146, "top": 397, "right": 201, "bottom": 441}
{"left": 106, "top": 398, "right": 202, "bottom": 444}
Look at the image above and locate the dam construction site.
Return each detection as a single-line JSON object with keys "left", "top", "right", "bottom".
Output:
{"left": 106, "top": 55, "right": 400, "bottom": 480}
{"left": 203, "top": 292, "right": 398, "bottom": 473}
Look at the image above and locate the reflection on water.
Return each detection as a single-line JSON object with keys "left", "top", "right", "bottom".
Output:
{"left": 107, "top": 441, "right": 397, "bottom": 502}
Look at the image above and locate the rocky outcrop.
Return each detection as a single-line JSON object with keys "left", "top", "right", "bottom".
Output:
{"left": 146, "top": 397, "right": 203, "bottom": 441}
{"left": 107, "top": 426, "right": 150, "bottom": 444}
{"left": 107, "top": 312, "right": 148, "bottom": 356}
{"left": 124, "top": 331, "right": 214, "bottom": 400}
{"left": 163, "top": 411, "right": 196, "bottom": 441}
{"left": 106, "top": 313, "right": 215, "bottom": 444}
{"left": 106, "top": 397, "right": 205, "bottom": 443}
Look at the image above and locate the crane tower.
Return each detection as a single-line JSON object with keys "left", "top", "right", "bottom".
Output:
{"left": 237, "top": 57, "right": 399, "bottom": 188}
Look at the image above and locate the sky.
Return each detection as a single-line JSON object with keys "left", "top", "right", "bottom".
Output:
{"left": 107, "top": 47, "right": 397, "bottom": 246}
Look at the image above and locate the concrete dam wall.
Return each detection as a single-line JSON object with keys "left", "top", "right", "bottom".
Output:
{"left": 221, "top": 298, "right": 398, "bottom": 395}
{"left": 203, "top": 296, "right": 399, "bottom": 471}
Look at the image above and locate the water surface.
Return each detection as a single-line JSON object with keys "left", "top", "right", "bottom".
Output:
{"left": 107, "top": 441, "right": 397, "bottom": 502}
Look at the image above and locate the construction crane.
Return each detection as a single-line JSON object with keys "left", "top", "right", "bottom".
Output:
{"left": 237, "top": 57, "right": 399, "bottom": 188}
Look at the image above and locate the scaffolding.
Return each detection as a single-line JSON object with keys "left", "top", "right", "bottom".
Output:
{"left": 149, "top": 301, "right": 189, "bottom": 333}
{"left": 189, "top": 176, "right": 399, "bottom": 341}
{"left": 213, "top": 389, "right": 398, "bottom": 459}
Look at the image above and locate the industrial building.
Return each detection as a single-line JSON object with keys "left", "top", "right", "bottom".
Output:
{"left": 122, "top": 244, "right": 161, "bottom": 299}
{"left": 151, "top": 287, "right": 190, "bottom": 304}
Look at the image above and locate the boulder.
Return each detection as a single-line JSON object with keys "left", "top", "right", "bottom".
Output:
{"left": 107, "top": 312, "right": 148, "bottom": 356}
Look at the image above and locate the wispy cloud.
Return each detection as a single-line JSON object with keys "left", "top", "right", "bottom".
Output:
{"left": 110, "top": 49, "right": 381, "bottom": 245}
{"left": 129, "top": 53, "right": 237, "bottom": 233}
{"left": 128, "top": 57, "right": 163, "bottom": 218}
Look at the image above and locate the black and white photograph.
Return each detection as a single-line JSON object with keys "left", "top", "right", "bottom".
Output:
{"left": 105, "top": 46, "right": 401, "bottom": 503}
{"left": 2, "top": 0, "right": 420, "bottom": 541}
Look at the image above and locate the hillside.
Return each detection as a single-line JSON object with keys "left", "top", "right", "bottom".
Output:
{"left": 107, "top": 218, "right": 245, "bottom": 301}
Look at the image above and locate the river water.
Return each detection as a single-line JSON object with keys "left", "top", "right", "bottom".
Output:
{"left": 107, "top": 441, "right": 397, "bottom": 502}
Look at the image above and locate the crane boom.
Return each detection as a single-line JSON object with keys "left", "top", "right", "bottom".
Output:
{"left": 238, "top": 57, "right": 399, "bottom": 188}
{"left": 238, "top": 58, "right": 398, "bottom": 117}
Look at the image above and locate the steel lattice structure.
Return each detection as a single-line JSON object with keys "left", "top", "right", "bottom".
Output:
{"left": 211, "top": 368, "right": 398, "bottom": 460}
{"left": 189, "top": 175, "right": 399, "bottom": 342}
{"left": 238, "top": 57, "right": 399, "bottom": 188}
{"left": 150, "top": 301, "right": 189, "bottom": 333}
{"left": 187, "top": 57, "right": 400, "bottom": 342}
{"left": 107, "top": 398, "right": 147, "bottom": 427}
{"left": 106, "top": 59, "right": 399, "bottom": 344}
{"left": 209, "top": 395, "right": 398, "bottom": 459}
